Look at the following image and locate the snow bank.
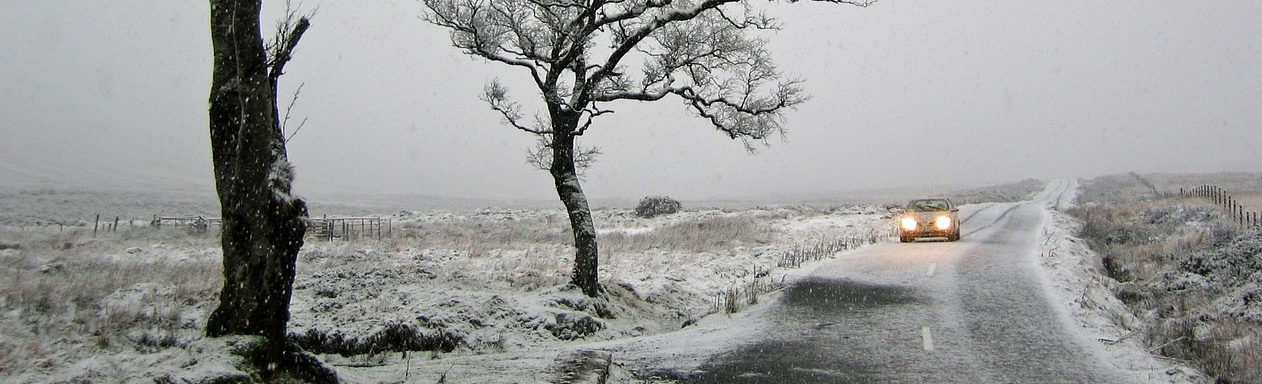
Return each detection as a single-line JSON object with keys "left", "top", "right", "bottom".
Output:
{"left": 1035, "top": 199, "right": 1205, "bottom": 383}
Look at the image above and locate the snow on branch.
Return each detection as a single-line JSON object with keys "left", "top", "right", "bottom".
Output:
{"left": 589, "top": 6, "right": 805, "bottom": 148}
{"left": 424, "top": 0, "right": 558, "bottom": 88}
{"left": 526, "top": 136, "right": 602, "bottom": 174}
{"left": 426, "top": 0, "right": 869, "bottom": 139}
{"left": 266, "top": 0, "right": 314, "bottom": 82}
{"left": 482, "top": 79, "right": 553, "bottom": 134}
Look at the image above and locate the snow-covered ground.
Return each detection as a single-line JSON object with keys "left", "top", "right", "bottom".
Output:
{"left": 1032, "top": 182, "right": 1205, "bottom": 384}
{"left": 0, "top": 200, "right": 892, "bottom": 383}
{"left": 0, "top": 183, "right": 1210, "bottom": 383}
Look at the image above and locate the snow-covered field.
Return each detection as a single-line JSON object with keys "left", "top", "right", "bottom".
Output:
{"left": 0, "top": 190, "right": 893, "bottom": 383}
{"left": 1, "top": 180, "right": 1206, "bottom": 383}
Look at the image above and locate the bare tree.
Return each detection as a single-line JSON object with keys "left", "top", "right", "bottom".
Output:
{"left": 424, "top": 0, "right": 871, "bottom": 296}
{"left": 206, "top": 0, "right": 333, "bottom": 381}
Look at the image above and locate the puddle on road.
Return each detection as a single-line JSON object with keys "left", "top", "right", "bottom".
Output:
{"left": 649, "top": 339, "right": 886, "bottom": 384}
{"left": 655, "top": 279, "right": 926, "bottom": 383}
{"left": 780, "top": 278, "right": 923, "bottom": 312}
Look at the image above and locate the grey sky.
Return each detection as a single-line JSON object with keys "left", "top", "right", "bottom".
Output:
{"left": 1, "top": 1, "right": 1259, "bottom": 202}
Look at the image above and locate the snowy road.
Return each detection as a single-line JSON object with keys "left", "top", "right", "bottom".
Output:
{"left": 686, "top": 180, "right": 1137, "bottom": 383}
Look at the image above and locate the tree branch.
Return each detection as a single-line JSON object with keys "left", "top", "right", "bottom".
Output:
{"left": 268, "top": 13, "right": 310, "bottom": 82}
{"left": 281, "top": 82, "right": 307, "bottom": 143}
{"left": 482, "top": 79, "right": 552, "bottom": 134}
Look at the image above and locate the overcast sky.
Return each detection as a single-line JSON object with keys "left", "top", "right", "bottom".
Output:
{"left": 2, "top": 1, "right": 1259, "bottom": 202}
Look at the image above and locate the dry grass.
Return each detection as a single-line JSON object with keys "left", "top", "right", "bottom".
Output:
{"left": 1073, "top": 175, "right": 1262, "bottom": 383}
{"left": 1235, "top": 193, "right": 1262, "bottom": 213}
{"left": 1147, "top": 172, "right": 1262, "bottom": 195}
{"left": 1151, "top": 315, "right": 1262, "bottom": 382}
{"left": 314, "top": 210, "right": 790, "bottom": 291}
{"left": 386, "top": 210, "right": 783, "bottom": 256}
{"left": 391, "top": 212, "right": 572, "bottom": 253}
{"left": 600, "top": 214, "right": 780, "bottom": 255}
{"left": 0, "top": 227, "right": 221, "bottom": 376}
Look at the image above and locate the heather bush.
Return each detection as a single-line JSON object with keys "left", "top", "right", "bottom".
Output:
{"left": 634, "top": 196, "right": 682, "bottom": 218}
{"left": 1072, "top": 174, "right": 1262, "bottom": 383}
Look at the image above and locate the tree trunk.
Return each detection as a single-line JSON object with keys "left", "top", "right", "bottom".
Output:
{"left": 203, "top": 3, "right": 337, "bottom": 382}
{"left": 206, "top": 0, "right": 307, "bottom": 346}
{"left": 550, "top": 132, "right": 601, "bottom": 297}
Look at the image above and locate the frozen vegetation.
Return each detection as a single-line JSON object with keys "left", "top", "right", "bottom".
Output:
{"left": 3, "top": 178, "right": 1219, "bottom": 383}
{"left": 0, "top": 188, "right": 893, "bottom": 383}
{"left": 1070, "top": 174, "right": 1262, "bottom": 382}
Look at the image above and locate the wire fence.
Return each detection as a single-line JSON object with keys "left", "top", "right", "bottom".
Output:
{"left": 75, "top": 213, "right": 391, "bottom": 241}
{"left": 1180, "top": 185, "right": 1260, "bottom": 229}
{"left": 711, "top": 230, "right": 888, "bottom": 314}
{"left": 307, "top": 216, "right": 391, "bottom": 241}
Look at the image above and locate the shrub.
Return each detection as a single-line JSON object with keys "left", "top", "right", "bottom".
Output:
{"left": 289, "top": 322, "right": 461, "bottom": 356}
{"left": 634, "top": 196, "right": 681, "bottom": 218}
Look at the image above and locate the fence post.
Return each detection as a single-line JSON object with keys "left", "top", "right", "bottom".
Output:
{"left": 94, "top": 214, "right": 100, "bottom": 237}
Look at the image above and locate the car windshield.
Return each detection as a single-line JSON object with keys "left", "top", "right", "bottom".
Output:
{"left": 906, "top": 199, "right": 949, "bottom": 212}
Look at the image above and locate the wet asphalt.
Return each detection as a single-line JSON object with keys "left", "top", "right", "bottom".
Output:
{"left": 684, "top": 181, "right": 1132, "bottom": 383}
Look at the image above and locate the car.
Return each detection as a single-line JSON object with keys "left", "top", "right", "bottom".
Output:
{"left": 898, "top": 198, "right": 961, "bottom": 242}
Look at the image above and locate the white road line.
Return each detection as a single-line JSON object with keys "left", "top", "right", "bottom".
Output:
{"left": 926, "top": 263, "right": 937, "bottom": 277}
{"left": 922, "top": 327, "right": 935, "bottom": 351}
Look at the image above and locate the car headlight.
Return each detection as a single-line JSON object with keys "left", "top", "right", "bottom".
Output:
{"left": 900, "top": 217, "right": 917, "bottom": 231}
{"left": 935, "top": 216, "right": 952, "bottom": 230}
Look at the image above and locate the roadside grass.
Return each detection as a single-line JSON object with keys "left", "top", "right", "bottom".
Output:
{"left": 1072, "top": 174, "right": 1262, "bottom": 383}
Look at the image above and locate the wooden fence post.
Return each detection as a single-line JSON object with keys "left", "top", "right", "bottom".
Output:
{"left": 94, "top": 214, "right": 100, "bottom": 237}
